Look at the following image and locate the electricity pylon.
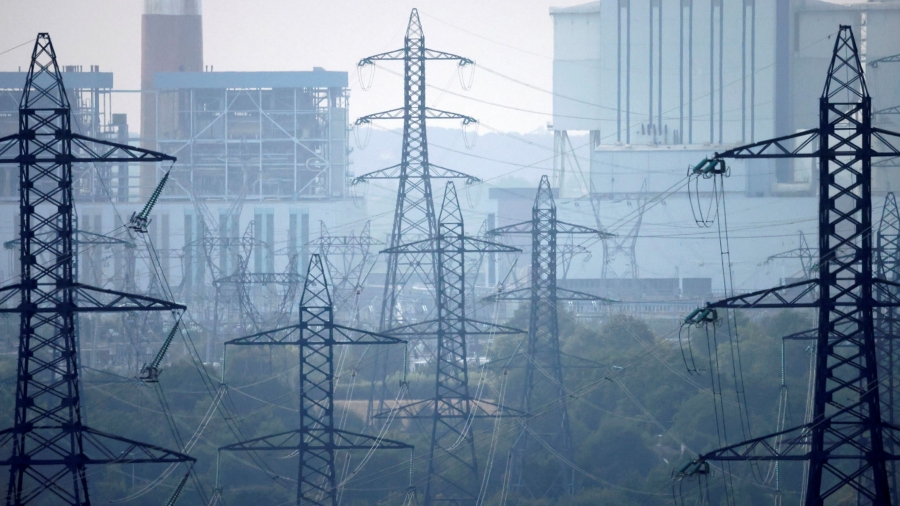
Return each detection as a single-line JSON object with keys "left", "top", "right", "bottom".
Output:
{"left": 220, "top": 254, "right": 411, "bottom": 506}
{"left": 0, "top": 34, "right": 193, "bottom": 505}
{"left": 379, "top": 182, "right": 522, "bottom": 505}
{"left": 877, "top": 192, "right": 900, "bottom": 504}
{"left": 309, "top": 221, "right": 381, "bottom": 317}
{"left": 680, "top": 26, "right": 900, "bottom": 505}
{"left": 765, "top": 230, "right": 816, "bottom": 280}
{"left": 354, "top": 9, "right": 480, "bottom": 411}
{"left": 488, "top": 175, "right": 611, "bottom": 497}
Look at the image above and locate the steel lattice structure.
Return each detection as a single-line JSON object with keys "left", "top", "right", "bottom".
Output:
{"left": 0, "top": 34, "right": 193, "bottom": 506}
{"left": 766, "top": 230, "right": 816, "bottom": 280}
{"left": 488, "top": 176, "right": 611, "bottom": 497}
{"left": 354, "top": 10, "right": 479, "bottom": 410}
{"left": 877, "top": 192, "right": 900, "bottom": 504}
{"left": 681, "top": 27, "right": 900, "bottom": 505}
{"left": 379, "top": 183, "right": 521, "bottom": 505}
{"left": 220, "top": 254, "right": 411, "bottom": 506}
{"left": 308, "top": 221, "right": 381, "bottom": 316}
{"left": 354, "top": 8, "right": 479, "bottom": 330}
{"left": 210, "top": 253, "right": 302, "bottom": 362}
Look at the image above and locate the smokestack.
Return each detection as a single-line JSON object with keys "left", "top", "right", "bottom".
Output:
{"left": 140, "top": 0, "right": 202, "bottom": 194}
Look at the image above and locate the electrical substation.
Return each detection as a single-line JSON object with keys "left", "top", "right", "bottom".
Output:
{"left": 2, "top": 1, "right": 900, "bottom": 505}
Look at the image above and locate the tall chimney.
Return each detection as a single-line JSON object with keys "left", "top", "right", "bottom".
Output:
{"left": 140, "top": 0, "right": 202, "bottom": 192}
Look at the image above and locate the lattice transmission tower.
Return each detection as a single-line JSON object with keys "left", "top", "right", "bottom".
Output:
{"left": 765, "top": 230, "right": 816, "bottom": 280}
{"left": 488, "top": 176, "right": 611, "bottom": 497}
{"left": 380, "top": 182, "right": 521, "bottom": 505}
{"left": 309, "top": 221, "right": 381, "bottom": 321}
{"left": 354, "top": 8, "right": 479, "bottom": 329}
{"left": 220, "top": 254, "right": 411, "bottom": 506}
{"left": 353, "top": 9, "right": 480, "bottom": 409}
{"left": 877, "top": 192, "right": 900, "bottom": 504}
{"left": 680, "top": 26, "right": 900, "bottom": 505}
{"left": 0, "top": 34, "right": 193, "bottom": 505}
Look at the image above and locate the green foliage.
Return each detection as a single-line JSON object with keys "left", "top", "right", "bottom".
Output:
{"left": 0, "top": 308, "right": 839, "bottom": 505}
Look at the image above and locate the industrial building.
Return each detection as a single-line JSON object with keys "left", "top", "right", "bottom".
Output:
{"left": 0, "top": 0, "right": 362, "bottom": 369}
{"left": 547, "top": 0, "right": 900, "bottom": 299}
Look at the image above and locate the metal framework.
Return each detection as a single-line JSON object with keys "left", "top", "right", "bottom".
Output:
{"left": 877, "top": 192, "right": 900, "bottom": 504}
{"left": 766, "top": 230, "right": 816, "bottom": 280}
{"left": 308, "top": 221, "right": 381, "bottom": 316}
{"left": 220, "top": 254, "right": 411, "bottom": 506}
{"left": 354, "top": 8, "right": 477, "bottom": 328}
{"left": 488, "top": 175, "right": 611, "bottom": 497}
{"left": 0, "top": 34, "right": 193, "bottom": 505}
{"left": 681, "top": 27, "right": 900, "bottom": 506}
{"left": 210, "top": 252, "right": 303, "bottom": 361}
{"left": 154, "top": 81, "right": 350, "bottom": 200}
{"left": 353, "top": 7, "right": 479, "bottom": 415}
{"left": 871, "top": 52, "right": 900, "bottom": 172}
{"left": 380, "top": 182, "right": 521, "bottom": 505}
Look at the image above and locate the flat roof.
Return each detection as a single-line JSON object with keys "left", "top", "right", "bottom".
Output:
{"left": 549, "top": 2, "right": 601, "bottom": 15}
{"left": 154, "top": 70, "right": 348, "bottom": 90}
{"left": 0, "top": 71, "right": 113, "bottom": 90}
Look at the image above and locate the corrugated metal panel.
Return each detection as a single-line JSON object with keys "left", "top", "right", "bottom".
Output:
{"left": 154, "top": 71, "right": 348, "bottom": 90}
{"left": 0, "top": 72, "right": 113, "bottom": 90}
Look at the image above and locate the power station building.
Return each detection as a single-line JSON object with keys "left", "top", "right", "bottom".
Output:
{"left": 549, "top": 0, "right": 900, "bottom": 299}
{"left": 0, "top": 0, "right": 363, "bottom": 367}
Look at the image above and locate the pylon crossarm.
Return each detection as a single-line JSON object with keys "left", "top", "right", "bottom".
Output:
{"left": 310, "top": 236, "right": 383, "bottom": 247}
{"left": 358, "top": 48, "right": 406, "bottom": 64}
{"left": 0, "top": 284, "right": 22, "bottom": 307}
{"left": 0, "top": 133, "right": 18, "bottom": 161}
{"left": 482, "top": 287, "right": 530, "bottom": 302}
{"left": 871, "top": 54, "right": 900, "bottom": 66}
{"left": 423, "top": 49, "right": 472, "bottom": 63}
{"left": 332, "top": 429, "right": 412, "bottom": 450}
{"left": 767, "top": 248, "right": 812, "bottom": 262}
{"left": 488, "top": 221, "right": 533, "bottom": 235}
{"left": 872, "top": 127, "right": 900, "bottom": 156}
{"left": 383, "top": 318, "right": 524, "bottom": 337}
{"left": 355, "top": 108, "right": 405, "bottom": 123}
{"left": 697, "top": 419, "right": 900, "bottom": 465}
{"left": 783, "top": 328, "right": 818, "bottom": 341}
{"left": 72, "top": 284, "right": 186, "bottom": 312}
{"left": 383, "top": 236, "right": 520, "bottom": 255}
{"left": 555, "top": 221, "right": 607, "bottom": 237}
{"left": 462, "top": 237, "right": 521, "bottom": 253}
{"left": 424, "top": 108, "right": 476, "bottom": 123}
{"left": 220, "top": 429, "right": 303, "bottom": 451}
{"left": 226, "top": 325, "right": 301, "bottom": 346}
{"left": 214, "top": 272, "right": 303, "bottom": 286}
{"left": 74, "top": 230, "right": 135, "bottom": 248}
{"left": 427, "top": 163, "right": 480, "bottom": 183}
{"left": 374, "top": 398, "right": 526, "bottom": 419}
{"left": 0, "top": 283, "right": 186, "bottom": 313}
{"left": 333, "top": 324, "right": 404, "bottom": 345}
{"left": 221, "top": 429, "right": 412, "bottom": 451}
{"left": 875, "top": 156, "right": 900, "bottom": 168}
{"left": 6, "top": 229, "right": 137, "bottom": 252}
{"left": 0, "top": 426, "right": 194, "bottom": 465}
{"left": 707, "top": 279, "right": 819, "bottom": 309}
{"left": 78, "top": 427, "right": 196, "bottom": 464}
{"left": 472, "top": 399, "right": 527, "bottom": 417}
{"left": 381, "top": 236, "right": 434, "bottom": 254}
{"left": 875, "top": 278, "right": 900, "bottom": 306}
{"left": 557, "top": 288, "right": 615, "bottom": 303}
{"left": 70, "top": 133, "right": 175, "bottom": 162}
{"left": 714, "top": 128, "right": 820, "bottom": 159}
{"left": 352, "top": 164, "right": 402, "bottom": 183}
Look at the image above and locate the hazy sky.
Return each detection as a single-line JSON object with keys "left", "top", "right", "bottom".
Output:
{"left": 2, "top": 0, "right": 589, "bottom": 134}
